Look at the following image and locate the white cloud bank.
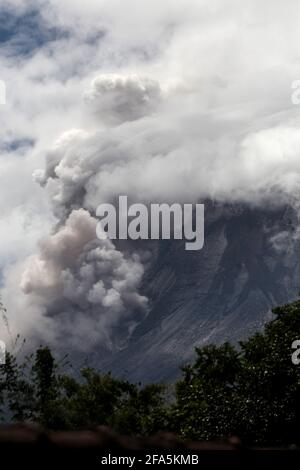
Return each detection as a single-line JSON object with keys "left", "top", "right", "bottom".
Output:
{"left": 2, "top": 0, "right": 300, "bottom": 351}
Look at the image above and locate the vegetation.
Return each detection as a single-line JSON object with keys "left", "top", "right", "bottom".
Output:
{"left": 1, "top": 300, "right": 300, "bottom": 445}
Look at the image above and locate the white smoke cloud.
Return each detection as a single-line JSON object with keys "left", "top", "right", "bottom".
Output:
{"left": 35, "top": 75, "right": 300, "bottom": 214}
{"left": 84, "top": 74, "right": 162, "bottom": 124}
{"left": 2, "top": 0, "right": 300, "bottom": 353}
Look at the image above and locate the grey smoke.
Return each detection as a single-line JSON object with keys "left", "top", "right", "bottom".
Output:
{"left": 2, "top": 0, "right": 300, "bottom": 355}
{"left": 23, "top": 71, "right": 300, "bottom": 352}
{"left": 84, "top": 74, "right": 162, "bottom": 125}
{"left": 20, "top": 209, "right": 147, "bottom": 351}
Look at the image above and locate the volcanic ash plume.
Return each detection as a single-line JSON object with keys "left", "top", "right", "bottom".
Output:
{"left": 20, "top": 209, "right": 147, "bottom": 351}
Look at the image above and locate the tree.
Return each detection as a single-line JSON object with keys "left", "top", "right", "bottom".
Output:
{"left": 1, "top": 300, "right": 300, "bottom": 445}
{"left": 236, "top": 300, "right": 300, "bottom": 444}
{"left": 171, "top": 343, "right": 241, "bottom": 440}
{"left": 171, "top": 300, "right": 300, "bottom": 445}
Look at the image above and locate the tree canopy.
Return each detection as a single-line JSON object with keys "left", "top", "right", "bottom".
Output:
{"left": 1, "top": 300, "right": 300, "bottom": 445}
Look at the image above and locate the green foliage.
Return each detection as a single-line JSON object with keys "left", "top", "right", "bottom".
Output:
{"left": 109, "top": 383, "right": 170, "bottom": 435}
{"left": 0, "top": 300, "right": 300, "bottom": 445}
{"left": 171, "top": 343, "right": 241, "bottom": 440}
{"left": 171, "top": 300, "right": 300, "bottom": 445}
{"left": 235, "top": 300, "right": 300, "bottom": 444}
{"left": 0, "top": 346, "right": 169, "bottom": 435}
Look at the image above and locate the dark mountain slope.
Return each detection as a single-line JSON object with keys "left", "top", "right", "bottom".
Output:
{"left": 97, "top": 202, "right": 300, "bottom": 382}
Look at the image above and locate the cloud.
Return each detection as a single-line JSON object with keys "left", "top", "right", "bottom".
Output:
{"left": 2, "top": 0, "right": 300, "bottom": 353}
{"left": 35, "top": 77, "right": 300, "bottom": 212}
{"left": 84, "top": 74, "right": 161, "bottom": 124}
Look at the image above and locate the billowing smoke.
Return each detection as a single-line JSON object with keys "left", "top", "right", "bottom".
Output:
{"left": 35, "top": 74, "right": 300, "bottom": 213}
{"left": 15, "top": 71, "right": 300, "bottom": 352}
{"left": 3, "top": 0, "right": 300, "bottom": 355}
{"left": 84, "top": 74, "right": 162, "bottom": 125}
{"left": 19, "top": 208, "right": 147, "bottom": 351}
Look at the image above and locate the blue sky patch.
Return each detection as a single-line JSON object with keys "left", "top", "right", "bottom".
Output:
{"left": 0, "top": 7, "right": 68, "bottom": 57}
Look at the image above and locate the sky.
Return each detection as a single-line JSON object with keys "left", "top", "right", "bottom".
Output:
{"left": 1, "top": 0, "right": 300, "bottom": 353}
